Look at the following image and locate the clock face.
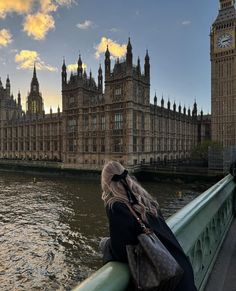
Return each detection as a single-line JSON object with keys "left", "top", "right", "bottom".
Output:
{"left": 217, "top": 33, "right": 233, "bottom": 49}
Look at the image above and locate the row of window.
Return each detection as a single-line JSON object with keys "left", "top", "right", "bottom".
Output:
{"left": 68, "top": 137, "right": 123, "bottom": 153}
{"left": 68, "top": 113, "right": 123, "bottom": 131}
{"left": 2, "top": 125, "right": 60, "bottom": 138}
{"left": 0, "top": 141, "right": 59, "bottom": 152}
{"left": 66, "top": 136, "right": 194, "bottom": 154}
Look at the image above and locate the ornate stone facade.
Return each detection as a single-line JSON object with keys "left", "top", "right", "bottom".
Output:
{"left": 0, "top": 39, "right": 200, "bottom": 170}
{"left": 0, "top": 66, "right": 62, "bottom": 161}
{"left": 211, "top": 0, "right": 236, "bottom": 147}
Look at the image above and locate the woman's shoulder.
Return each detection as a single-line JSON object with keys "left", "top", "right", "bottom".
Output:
{"left": 106, "top": 201, "right": 130, "bottom": 216}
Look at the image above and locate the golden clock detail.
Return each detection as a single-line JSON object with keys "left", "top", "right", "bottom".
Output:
{"left": 214, "top": 31, "right": 235, "bottom": 51}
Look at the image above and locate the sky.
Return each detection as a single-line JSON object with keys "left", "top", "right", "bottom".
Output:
{"left": 0, "top": 0, "right": 220, "bottom": 113}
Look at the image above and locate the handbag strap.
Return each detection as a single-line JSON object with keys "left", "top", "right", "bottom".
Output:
{"left": 125, "top": 203, "right": 152, "bottom": 234}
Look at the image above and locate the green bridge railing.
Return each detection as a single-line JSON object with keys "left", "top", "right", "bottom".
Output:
{"left": 73, "top": 174, "right": 236, "bottom": 291}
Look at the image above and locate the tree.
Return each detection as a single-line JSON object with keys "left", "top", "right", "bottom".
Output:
{"left": 190, "top": 140, "right": 222, "bottom": 162}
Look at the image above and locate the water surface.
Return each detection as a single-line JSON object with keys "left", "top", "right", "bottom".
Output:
{"left": 0, "top": 171, "right": 215, "bottom": 290}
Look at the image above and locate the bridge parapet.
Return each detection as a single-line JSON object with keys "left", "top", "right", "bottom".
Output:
{"left": 168, "top": 174, "right": 235, "bottom": 290}
{"left": 73, "top": 174, "right": 236, "bottom": 291}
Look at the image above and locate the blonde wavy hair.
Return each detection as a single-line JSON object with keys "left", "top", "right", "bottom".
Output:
{"left": 101, "top": 161, "right": 159, "bottom": 222}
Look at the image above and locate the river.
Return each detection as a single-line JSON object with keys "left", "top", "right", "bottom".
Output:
{"left": 0, "top": 171, "right": 217, "bottom": 291}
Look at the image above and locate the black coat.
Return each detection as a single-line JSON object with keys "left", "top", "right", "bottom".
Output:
{"left": 104, "top": 202, "right": 197, "bottom": 291}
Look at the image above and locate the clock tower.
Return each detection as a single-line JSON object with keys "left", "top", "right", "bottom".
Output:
{"left": 211, "top": 0, "right": 236, "bottom": 147}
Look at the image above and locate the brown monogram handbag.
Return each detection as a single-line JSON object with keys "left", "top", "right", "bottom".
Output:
{"left": 125, "top": 204, "right": 184, "bottom": 291}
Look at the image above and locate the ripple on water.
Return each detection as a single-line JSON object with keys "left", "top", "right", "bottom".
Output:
{"left": 0, "top": 171, "right": 215, "bottom": 291}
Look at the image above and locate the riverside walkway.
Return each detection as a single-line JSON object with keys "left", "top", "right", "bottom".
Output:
{"left": 73, "top": 174, "right": 236, "bottom": 291}
{"left": 205, "top": 217, "right": 236, "bottom": 291}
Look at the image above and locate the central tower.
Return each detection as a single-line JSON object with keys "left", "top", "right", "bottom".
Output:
{"left": 211, "top": 0, "right": 236, "bottom": 146}
{"left": 27, "top": 64, "right": 44, "bottom": 116}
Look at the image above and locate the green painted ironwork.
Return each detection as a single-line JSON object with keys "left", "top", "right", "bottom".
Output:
{"left": 73, "top": 174, "right": 236, "bottom": 291}
{"left": 72, "top": 262, "right": 129, "bottom": 291}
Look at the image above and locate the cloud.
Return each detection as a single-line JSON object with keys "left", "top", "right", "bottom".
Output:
{"left": 40, "top": 0, "right": 75, "bottom": 13}
{"left": 67, "top": 63, "right": 87, "bottom": 72}
{"left": 40, "top": 0, "right": 57, "bottom": 13}
{"left": 95, "top": 37, "right": 126, "bottom": 59}
{"left": 0, "top": 0, "right": 32, "bottom": 18}
{"left": 55, "top": 0, "right": 76, "bottom": 6}
{"left": 0, "top": 0, "right": 76, "bottom": 41}
{"left": 0, "top": 29, "right": 12, "bottom": 47}
{"left": 182, "top": 20, "right": 191, "bottom": 26}
{"left": 15, "top": 50, "right": 57, "bottom": 71}
{"left": 23, "top": 12, "right": 55, "bottom": 40}
{"left": 109, "top": 28, "right": 120, "bottom": 33}
{"left": 76, "top": 20, "right": 95, "bottom": 30}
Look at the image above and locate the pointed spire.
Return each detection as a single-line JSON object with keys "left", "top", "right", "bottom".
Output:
{"left": 192, "top": 99, "right": 197, "bottom": 117}
{"left": 137, "top": 57, "right": 141, "bottom": 75}
{"left": 33, "top": 62, "right": 37, "bottom": 78}
{"left": 6, "top": 74, "right": 10, "bottom": 85}
{"left": 126, "top": 37, "right": 133, "bottom": 67}
{"left": 98, "top": 63, "right": 102, "bottom": 74}
{"left": 105, "top": 47, "right": 111, "bottom": 80}
{"left": 178, "top": 103, "right": 182, "bottom": 113}
{"left": 127, "top": 37, "right": 132, "bottom": 52}
{"left": 173, "top": 101, "right": 176, "bottom": 111}
{"left": 30, "top": 63, "right": 39, "bottom": 93}
{"left": 98, "top": 64, "right": 103, "bottom": 93}
{"left": 161, "top": 94, "right": 164, "bottom": 107}
{"left": 145, "top": 49, "right": 149, "bottom": 61}
{"left": 6, "top": 74, "right": 10, "bottom": 96}
{"left": 144, "top": 49, "right": 150, "bottom": 79}
{"left": 167, "top": 99, "right": 170, "bottom": 109}
{"left": 78, "top": 54, "right": 82, "bottom": 66}
{"left": 62, "top": 57, "right": 67, "bottom": 86}
{"left": 78, "top": 54, "right": 83, "bottom": 77}
{"left": 105, "top": 45, "right": 110, "bottom": 58}
{"left": 62, "top": 57, "right": 66, "bottom": 70}
{"left": 154, "top": 92, "right": 157, "bottom": 106}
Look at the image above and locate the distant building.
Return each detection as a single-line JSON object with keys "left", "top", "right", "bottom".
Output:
{"left": 0, "top": 39, "right": 206, "bottom": 169}
{"left": 211, "top": 0, "right": 236, "bottom": 146}
{"left": 198, "top": 112, "right": 211, "bottom": 144}
{"left": 0, "top": 65, "right": 62, "bottom": 162}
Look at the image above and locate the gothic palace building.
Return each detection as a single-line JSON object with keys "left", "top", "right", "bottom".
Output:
{"left": 0, "top": 39, "right": 205, "bottom": 170}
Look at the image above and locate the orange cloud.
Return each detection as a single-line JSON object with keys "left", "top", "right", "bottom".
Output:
{"left": 67, "top": 63, "right": 87, "bottom": 72}
{"left": 23, "top": 12, "right": 55, "bottom": 40}
{"left": 0, "top": 29, "right": 12, "bottom": 47}
{"left": 95, "top": 37, "right": 126, "bottom": 59}
{"left": 0, "top": 0, "right": 32, "bottom": 18}
{"left": 40, "top": 0, "right": 57, "bottom": 13}
{"left": 15, "top": 50, "right": 57, "bottom": 71}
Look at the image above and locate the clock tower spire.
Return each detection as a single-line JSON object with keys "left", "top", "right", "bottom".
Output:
{"left": 211, "top": 0, "right": 236, "bottom": 147}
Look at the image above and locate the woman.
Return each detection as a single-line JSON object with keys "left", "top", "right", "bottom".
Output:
{"left": 101, "top": 161, "right": 197, "bottom": 291}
